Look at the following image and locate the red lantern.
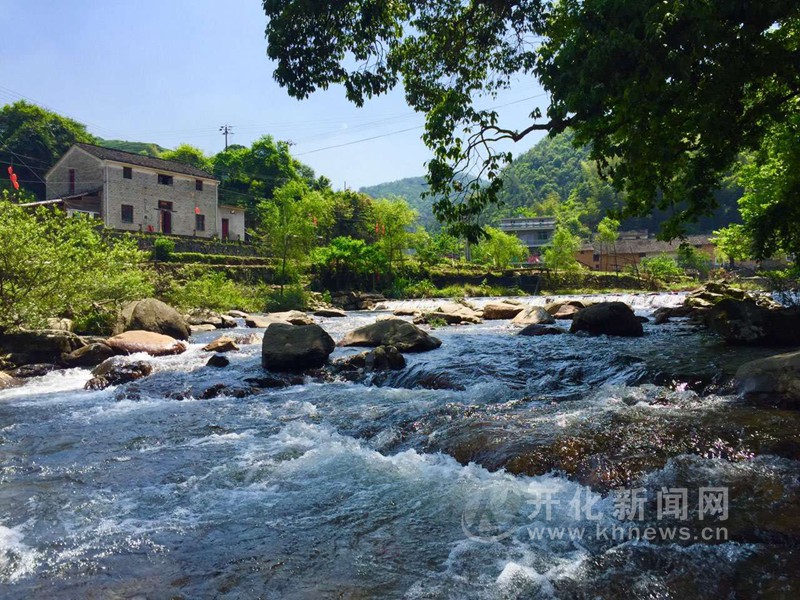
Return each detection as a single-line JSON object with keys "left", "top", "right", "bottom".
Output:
{"left": 11, "top": 174, "right": 19, "bottom": 190}
{"left": 194, "top": 206, "right": 201, "bottom": 215}
{"left": 7, "top": 166, "right": 12, "bottom": 176}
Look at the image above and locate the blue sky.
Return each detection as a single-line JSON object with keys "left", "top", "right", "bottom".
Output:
{"left": 1, "top": 0, "right": 548, "bottom": 189}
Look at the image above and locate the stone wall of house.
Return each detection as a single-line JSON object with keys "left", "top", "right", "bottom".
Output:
{"left": 104, "top": 164, "right": 218, "bottom": 238}
{"left": 46, "top": 148, "right": 104, "bottom": 200}
{"left": 217, "top": 206, "right": 246, "bottom": 241}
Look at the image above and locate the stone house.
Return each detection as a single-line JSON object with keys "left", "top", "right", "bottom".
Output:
{"left": 576, "top": 232, "right": 717, "bottom": 271}
{"left": 498, "top": 216, "right": 556, "bottom": 256}
{"left": 40, "top": 143, "right": 246, "bottom": 240}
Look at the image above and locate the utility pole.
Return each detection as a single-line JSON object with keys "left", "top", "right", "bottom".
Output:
{"left": 219, "top": 125, "right": 234, "bottom": 150}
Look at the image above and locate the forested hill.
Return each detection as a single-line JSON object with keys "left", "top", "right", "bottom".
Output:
{"left": 96, "top": 139, "right": 166, "bottom": 157}
{"left": 493, "top": 130, "right": 743, "bottom": 234}
{"left": 360, "top": 177, "right": 439, "bottom": 231}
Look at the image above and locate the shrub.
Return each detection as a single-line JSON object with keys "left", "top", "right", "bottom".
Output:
{"left": 165, "top": 271, "right": 249, "bottom": 311}
{"left": 639, "top": 254, "right": 684, "bottom": 282}
{"left": 152, "top": 237, "right": 175, "bottom": 261}
{"left": 0, "top": 194, "right": 152, "bottom": 330}
{"left": 264, "top": 285, "right": 309, "bottom": 312}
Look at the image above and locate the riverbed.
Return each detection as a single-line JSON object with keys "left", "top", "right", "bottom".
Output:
{"left": 1, "top": 294, "right": 798, "bottom": 598}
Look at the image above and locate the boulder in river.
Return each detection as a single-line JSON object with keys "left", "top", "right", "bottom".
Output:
{"left": 365, "top": 345, "right": 406, "bottom": 371}
{"left": 570, "top": 302, "right": 643, "bottom": 337}
{"left": 261, "top": 323, "right": 335, "bottom": 372}
{"left": 84, "top": 357, "right": 153, "bottom": 391}
{"left": 339, "top": 319, "right": 442, "bottom": 352}
{"left": 61, "top": 342, "right": 115, "bottom": 368}
{"left": 0, "top": 330, "right": 85, "bottom": 367}
{"left": 206, "top": 354, "right": 230, "bottom": 368}
{"left": 511, "top": 306, "right": 556, "bottom": 326}
{"left": 707, "top": 299, "right": 800, "bottom": 346}
{"left": 190, "top": 324, "right": 217, "bottom": 334}
{"left": 482, "top": 303, "right": 525, "bottom": 320}
{"left": 0, "top": 372, "right": 22, "bottom": 390}
{"left": 227, "top": 310, "right": 250, "bottom": 319}
{"left": 105, "top": 330, "right": 188, "bottom": 357}
{"left": 545, "top": 302, "right": 584, "bottom": 320}
{"left": 46, "top": 318, "right": 73, "bottom": 332}
{"left": 330, "top": 291, "right": 386, "bottom": 311}
{"left": 115, "top": 298, "right": 190, "bottom": 340}
{"left": 202, "top": 336, "right": 239, "bottom": 353}
{"left": 736, "top": 351, "right": 800, "bottom": 408}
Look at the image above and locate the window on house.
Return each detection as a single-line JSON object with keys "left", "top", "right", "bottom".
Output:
{"left": 68, "top": 169, "right": 76, "bottom": 194}
{"left": 593, "top": 252, "right": 601, "bottom": 262}
{"left": 195, "top": 179, "right": 203, "bottom": 191}
{"left": 157, "top": 174, "right": 173, "bottom": 185}
{"left": 121, "top": 204, "right": 134, "bottom": 223}
{"left": 123, "top": 167, "right": 132, "bottom": 179}
{"left": 195, "top": 214, "right": 205, "bottom": 231}
{"left": 639, "top": 252, "right": 647, "bottom": 258}
{"left": 537, "top": 231, "right": 550, "bottom": 240}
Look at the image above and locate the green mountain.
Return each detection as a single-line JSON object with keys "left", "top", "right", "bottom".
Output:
{"left": 360, "top": 177, "right": 439, "bottom": 231}
{"left": 97, "top": 139, "right": 167, "bottom": 157}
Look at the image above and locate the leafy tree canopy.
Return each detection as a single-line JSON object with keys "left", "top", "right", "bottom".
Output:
{"left": 264, "top": 1, "right": 800, "bottom": 244}
{"left": 0, "top": 101, "right": 96, "bottom": 199}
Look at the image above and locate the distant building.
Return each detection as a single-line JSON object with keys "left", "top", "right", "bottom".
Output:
{"left": 498, "top": 216, "right": 556, "bottom": 255}
{"left": 33, "top": 143, "right": 246, "bottom": 241}
{"left": 576, "top": 231, "right": 717, "bottom": 271}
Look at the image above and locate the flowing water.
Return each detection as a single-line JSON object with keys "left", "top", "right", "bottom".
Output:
{"left": 1, "top": 294, "right": 798, "bottom": 599}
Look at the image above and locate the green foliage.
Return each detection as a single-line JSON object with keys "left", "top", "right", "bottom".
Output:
{"left": 412, "top": 229, "right": 462, "bottom": 266}
{"left": 164, "top": 271, "right": 249, "bottom": 312}
{"left": 159, "top": 144, "right": 213, "bottom": 173}
{"left": 263, "top": 1, "right": 796, "bottom": 241}
{"left": 736, "top": 113, "right": 800, "bottom": 258}
{"left": 639, "top": 255, "right": 684, "bottom": 283}
{"left": 676, "top": 245, "right": 713, "bottom": 278}
{"left": 472, "top": 227, "right": 528, "bottom": 269}
{"left": 711, "top": 224, "right": 751, "bottom": 266}
{"left": 543, "top": 227, "right": 582, "bottom": 273}
{"left": 165, "top": 252, "right": 272, "bottom": 266}
{"left": 403, "top": 279, "right": 438, "bottom": 299}
{"left": 97, "top": 139, "right": 165, "bottom": 156}
{"left": 152, "top": 237, "right": 175, "bottom": 261}
{"left": 328, "top": 189, "right": 377, "bottom": 241}
{"left": 256, "top": 180, "right": 334, "bottom": 285}
{"left": 0, "top": 193, "right": 152, "bottom": 330}
{"left": 264, "top": 285, "right": 309, "bottom": 312}
{"left": 372, "top": 196, "right": 418, "bottom": 275}
{"left": 0, "top": 100, "right": 96, "bottom": 199}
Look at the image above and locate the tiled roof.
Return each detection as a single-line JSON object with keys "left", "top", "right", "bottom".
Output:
{"left": 74, "top": 143, "right": 216, "bottom": 179}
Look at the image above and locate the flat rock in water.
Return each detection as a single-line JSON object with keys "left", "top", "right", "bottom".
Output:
{"left": 245, "top": 315, "right": 292, "bottom": 328}
{"left": 518, "top": 324, "right": 567, "bottom": 336}
{"left": 8, "top": 363, "right": 59, "bottom": 378}
{"left": 314, "top": 308, "right": 347, "bottom": 318}
{"left": 202, "top": 336, "right": 239, "bottom": 353}
{"left": 105, "top": 330, "right": 188, "bottom": 356}
{"left": 339, "top": 319, "right": 441, "bottom": 352}
{"left": 512, "top": 306, "right": 556, "bottom": 326}
{"left": 262, "top": 323, "right": 335, "bottom": 372}
{"left": 268, "top": 310, "right": 315, "bottom": 326}
{"left": 0, "top": 330, "right": 86, "bottom": 367}
{"left": 190, "top": 324, "right": 218, "bottom": 333}
{"left": 228, "top": 310, "right": 250, "bottom": 319}
{"left": 482, "top": 303, "right": 525, "bottom": 320}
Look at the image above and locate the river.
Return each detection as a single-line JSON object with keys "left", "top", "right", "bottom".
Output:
{"left": 1, "top": 293, "right": 798, "bottom": 598}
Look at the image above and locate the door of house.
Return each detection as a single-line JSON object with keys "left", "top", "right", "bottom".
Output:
{"left": 221, "top": 218, "right": 229, "bottom": 240}
{"left": 161, "top": 210, "right": 172, "bottom": 234}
